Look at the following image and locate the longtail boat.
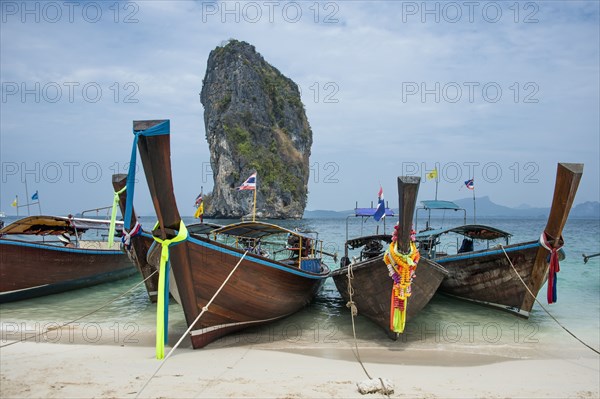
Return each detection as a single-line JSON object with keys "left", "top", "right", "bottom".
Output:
{"left": 415, "top": 163, "right": 584, "bottom": 317}
{"left": 331, "top": 176, "right": 448, "bottom": 339}
{"left": 125, "top": 119, "right": 330, "bottom": 351}
{"left": 0, "top": 215, "right": 136, "bottom": 303}
{"left": 112, "top": 173, "right": 160, "bottom": 303}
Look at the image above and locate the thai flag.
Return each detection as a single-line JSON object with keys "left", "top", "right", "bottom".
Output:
{"left": 237, "top": 172, "right": 257, "bottom": 190}
{"left": 194, "top": 193, "right": 203, "bottom": 206}
{"left": 373, "top": 186, "right": 386, "bottom": 221}
{"left": 465, "top": 179, "right": 474, "bottom": 190}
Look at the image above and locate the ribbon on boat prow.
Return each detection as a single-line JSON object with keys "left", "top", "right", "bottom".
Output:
{"left": 152, "top": 220, "right": 188, "bottom": 359}
{"left": 124, "top": 120, "right": 171, "bottom": 231}
{"left": 108, "top": 186, "right": 127, "bottom": 247}
{"left": 539, "top": 231, "right": 564, "bottom": 305}
{"left": 383, "top": 224, "right": 420, "bottom": 333}
{"left": 107, "top": 185, "right": 143, "bottom": 249}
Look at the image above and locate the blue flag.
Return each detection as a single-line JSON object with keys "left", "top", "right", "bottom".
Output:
{"left": 373, "top": 186, "right": 386, "bottom": 222}
{"left": 31, "top": 191, "right": 39, "bottom": 201}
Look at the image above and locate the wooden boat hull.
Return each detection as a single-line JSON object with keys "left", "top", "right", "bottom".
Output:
{"left": 436, "top": 241, "right": 543, "bottom": 316}
{"left": 332, "top": 257, "right": 448, "bottom": 338}
{"left": 131, "top": 120, "right": 331, "bottom": 349}
{"left": 112, "top": 173, "right": 160, "bottom": 303}
{"left": 0, "top": 239, "right": 136, "bottom": 303}
{"left": 429, "top": 163, "right": 583, "bottom": 317}
{"left": 170, "top": 236, "right": 327, "bottom": 348}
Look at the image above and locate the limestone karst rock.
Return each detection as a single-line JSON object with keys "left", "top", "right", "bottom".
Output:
{"left": 200, "top": 40, "right": 312, "bottom": 219}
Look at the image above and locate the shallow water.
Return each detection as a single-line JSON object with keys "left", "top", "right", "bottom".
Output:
{"left": 1, "top": 216, "right": 598, "bottom": 358}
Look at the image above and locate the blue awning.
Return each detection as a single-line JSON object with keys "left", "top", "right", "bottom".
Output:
{"left": 420, "top": 200, "right": 463, "bottom": 210}
{"left": 354, "top": 208, "right": 394, "bottom": 217}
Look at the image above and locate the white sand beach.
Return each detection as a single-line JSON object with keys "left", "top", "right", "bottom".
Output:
{"left": 1, "top": 320, "right": 598, "bottom": 399}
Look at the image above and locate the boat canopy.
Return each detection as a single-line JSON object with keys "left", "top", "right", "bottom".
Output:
{"left": 420, "top": 200, "right": 463, "bottom": 210}
{"left": 415, "top": 224, "right": 512, "bottom": 241}
{"left": 354, "top": 208, "right": 394, "bottom": 217}
{"left": 211, "top": 221, "right": 315, "bottom": 240}
{"left": 0, "top": 215, "right": 123, "bottom": 236}
{"left": 346, "top": 234, "right": 393, "bottom": 249}
{"left": 187, "top": 222, "right": 222, "bottom": 236}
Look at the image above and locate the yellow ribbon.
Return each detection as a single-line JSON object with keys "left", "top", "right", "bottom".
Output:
{"left": 108, "top": 186, "right": 127, "bottom": 248}
{"left": 152, "top": 221, "right": 188, "bottom": 359}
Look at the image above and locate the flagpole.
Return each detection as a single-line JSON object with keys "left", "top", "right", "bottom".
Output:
{"left": 16, "top": 195, "right": 19, "bottom": 216}
{"left": 252, "top": 186, "right": 257, "bottom": 222}
{"left": 24, "top": 176, "right": 31, "bottom": 216}
{"left": 472, "top": 181, "right": 476, "bottom": 224}
{"left": 37, "top": 198, "right": 42, "bottom": 215}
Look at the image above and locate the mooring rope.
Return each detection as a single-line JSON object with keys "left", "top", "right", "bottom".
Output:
{"left": 0, "top": 269, "right": 158, "bottom": 348}
{"left": 500, "top": 245, "right": 600, "bottom": 355}
{"left": 345, "top": 263, "right": 390, "bottom": 398}
{"left": 135, "top": 250, "right": 249, "bottom": 398}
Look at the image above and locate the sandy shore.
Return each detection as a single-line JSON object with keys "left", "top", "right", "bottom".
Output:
{"left": 1, "top": 322, "right": 598, "bottom": 399}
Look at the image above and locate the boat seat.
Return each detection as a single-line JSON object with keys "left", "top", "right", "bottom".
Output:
{"left": 458, "top": 238, "right": 474, "bottom": 253}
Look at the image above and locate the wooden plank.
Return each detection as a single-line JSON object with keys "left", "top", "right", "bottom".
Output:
{"left": 133, "top": 119, "right": 169, "bottom": 132}
{"left": 396, "top": 176, "right": 421, "bottom": 253}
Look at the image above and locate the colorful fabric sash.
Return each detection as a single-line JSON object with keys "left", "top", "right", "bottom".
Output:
{"left": 124, "top": 120, "right": 170, "bottom": 230}
{"left": 108, "top": 186, "right": 127, "bottom": 247}
{"left": 539, "top": 232, "right": 564, "bottom": 304}
{"left": 383, "top": 237, "right": 420, "bottom": 333}
{"left": 153, "top": 220, "right": 188, "bottom": 359}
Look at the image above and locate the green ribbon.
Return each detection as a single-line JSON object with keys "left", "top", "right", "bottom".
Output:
{"left": 108, "top": 186, "right": 127, "bottom": 248}
{"left": 153, "top": 221, "right": 188, "bottom": 359}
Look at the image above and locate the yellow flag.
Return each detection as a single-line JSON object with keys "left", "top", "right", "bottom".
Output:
{"left": 193, "top": 202, "right": 204, "bottom": 219}
{"left": 11, "top": 197, "right": 17, "bottom": 207}
{"left": 426, "top": 168, "right": 438, "bottom": 180}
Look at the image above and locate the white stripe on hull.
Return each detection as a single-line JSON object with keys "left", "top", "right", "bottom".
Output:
{"left": 1, "top": 284, "right": 50, "bottom": 295}
{"left": 190, "top": 315, "right": 289, "bottom": 337}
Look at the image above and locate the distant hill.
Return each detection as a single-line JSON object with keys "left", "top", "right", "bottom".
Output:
{"left": 304, "top": 198, "right": 600, "bottom": 219}
{"left": 453, "top": 196, "right": 549, "bottom": 218}
{"left": 570, "top": 201, "right": 600, "bottom": 218}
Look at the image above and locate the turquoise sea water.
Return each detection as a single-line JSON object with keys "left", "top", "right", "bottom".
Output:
{"left": 1, "top": 215, "right": 598, "bottom": 358}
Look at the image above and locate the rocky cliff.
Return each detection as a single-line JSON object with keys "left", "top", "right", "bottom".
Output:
{"left": 200, "top": 40, "right": 312, "bottom": 219}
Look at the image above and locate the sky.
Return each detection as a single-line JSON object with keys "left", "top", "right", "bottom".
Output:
{"left": 1, "top": 0, "right": 599, "bottom": 216}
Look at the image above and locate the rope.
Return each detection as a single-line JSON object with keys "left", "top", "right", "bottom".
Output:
{"left": 135, "top": 250, "right": 249, "bottom": 399}
{"left": 345, "top": 263, "right": 390, "bottom": 398}
{"left": 499, "top": 245, "right": 600, "bottom": 355}
{"left": 0, "top": 270, "right": 158, "bottom": 348}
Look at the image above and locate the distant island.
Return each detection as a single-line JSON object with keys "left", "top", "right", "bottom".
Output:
{"left": 304, "top": 198, "right": 600, "bottom": 219}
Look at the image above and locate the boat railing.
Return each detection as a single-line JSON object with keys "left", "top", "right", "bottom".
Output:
{"left": 216, "top": 232, "right": 325, "bottom": 269}
{"left": 80, "top": 206, "right": 113, "bottom": 218}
